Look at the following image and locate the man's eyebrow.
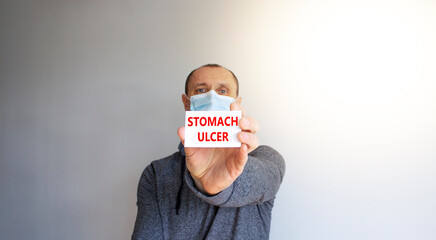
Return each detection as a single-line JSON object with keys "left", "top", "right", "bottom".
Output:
{"left": 192, "top": 82, "right": 231, "bottom": 89}
{"left": 193, "top": 82, "right": 208, "bottom": 87}
{"left": 218, "top": 83, "right": 230, "bottom": 88}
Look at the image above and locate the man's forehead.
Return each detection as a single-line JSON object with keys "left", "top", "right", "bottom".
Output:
{"left": 185, "top": 64, "right": 239, "bottom": 96}
{"left": 190, "top": 66, "right": 234, "bottom": 80}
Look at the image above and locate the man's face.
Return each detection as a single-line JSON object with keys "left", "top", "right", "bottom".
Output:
{"left": 182, "top": 66, "right": 239, "bottom": 111}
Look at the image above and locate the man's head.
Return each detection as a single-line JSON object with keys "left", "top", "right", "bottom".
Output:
{"left": 182, "top": 64, "right": 240, "bottom": 111}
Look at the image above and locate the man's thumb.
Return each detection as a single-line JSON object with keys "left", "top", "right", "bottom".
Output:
{"left": 177, "top": 126, "right": 185, "bottom": 146}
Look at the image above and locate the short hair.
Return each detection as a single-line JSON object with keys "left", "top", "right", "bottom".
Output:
{"left": 184, "top": 64, "right": 239, "bottom": 96}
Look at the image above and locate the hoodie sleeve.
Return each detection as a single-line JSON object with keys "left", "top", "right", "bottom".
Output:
{"left": 131, "top": 164, "right": 164, "bottom": 240}
{"left": 184, "top": 145, "right": 286, "bottom": 207}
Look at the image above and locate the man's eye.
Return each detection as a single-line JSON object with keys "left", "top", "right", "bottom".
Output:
{"left": 197, "top": 89, "right": 206, "bottom": 93}
{"left": 219, "top": 90, "right": 228, "bottom": 94}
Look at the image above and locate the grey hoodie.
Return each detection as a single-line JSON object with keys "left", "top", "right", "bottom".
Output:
{"left": 131, "top": 144, "right": 285, "bottom": 240}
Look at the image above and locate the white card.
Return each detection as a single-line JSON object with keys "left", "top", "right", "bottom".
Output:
{"left": 184, "top": 111, "right": 242, "bottom": 148}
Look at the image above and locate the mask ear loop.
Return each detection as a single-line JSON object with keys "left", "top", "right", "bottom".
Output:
{"left": 183, "top": 94, "right": 191, "bottom": 111}
{"left": 234, "top": 96, "right": 240, "bottom": 102}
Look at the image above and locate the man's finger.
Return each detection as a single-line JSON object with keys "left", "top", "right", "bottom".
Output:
{"left": 177, "top": 126, "right": 185, "bottom": 146}
{"left": 235, "top": 143, "right": 248, "bottom": 172}
{"left": 178, "top": 126, "right": 199, "bottom": 158}
{"left": 239, "top": 116, "right": 260, "bottom": 134}
{"left": 237, "top": 131, "right": 259, "bottom": 153}
{"left": 230, "top": 102, "right": 246, "bottom": 116}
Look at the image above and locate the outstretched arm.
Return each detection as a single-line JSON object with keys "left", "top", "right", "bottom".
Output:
{"left": 177, "top": 102, "right": 260, "bottom": 195}
{"left": 184, "top": 145, "right": 285, "bottom": 207}
{"left": 178, "top": 102, "right": 285, "bottom": 207}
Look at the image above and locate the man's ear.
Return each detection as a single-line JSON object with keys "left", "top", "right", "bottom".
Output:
{"left": 182, "top": 94, "right": 190, "bottom": 111}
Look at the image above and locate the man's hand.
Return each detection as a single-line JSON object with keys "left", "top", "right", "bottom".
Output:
{"left": 177, "top": 102, "right": 260, "bottom": 195}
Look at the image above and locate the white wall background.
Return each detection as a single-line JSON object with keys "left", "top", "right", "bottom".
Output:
{"left": 1, "top": 0, "right": 435, "bottom": 239}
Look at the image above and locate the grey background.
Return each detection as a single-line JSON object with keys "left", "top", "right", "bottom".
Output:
{"left": 1, "top": 1, "right": 435, "bottom": 240}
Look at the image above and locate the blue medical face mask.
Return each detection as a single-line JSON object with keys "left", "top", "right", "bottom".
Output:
{"left": 187, "top": 90, "right": 236, "bottom": 111}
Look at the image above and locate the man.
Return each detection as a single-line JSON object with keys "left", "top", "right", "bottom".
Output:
{"left": 132, "top": 64, "right": 285, "bottom": 240}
